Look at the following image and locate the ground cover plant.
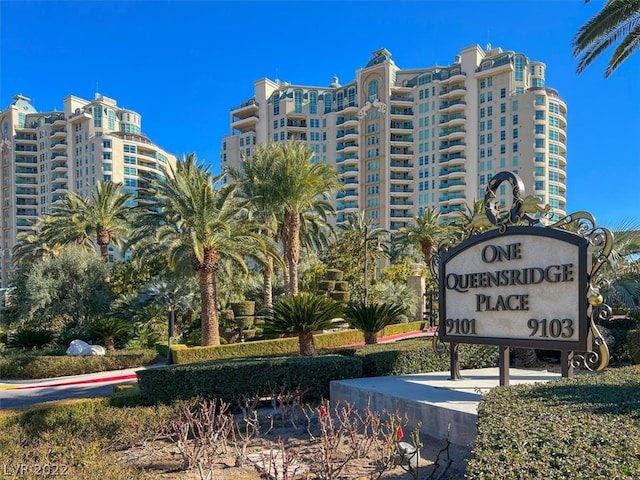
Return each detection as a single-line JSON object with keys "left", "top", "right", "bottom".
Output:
{"left": 467, "top": 364, "right": 640, "bottom": 479}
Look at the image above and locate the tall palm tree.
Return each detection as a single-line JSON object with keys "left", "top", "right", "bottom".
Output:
{"left": 274, "top": 142, "right": 340, "bottom": 295}
{"left": 574, "top": 0, "right": 640, "bottom": 77}
{"left": 42, "top": 181, "right": 133, "bottom": 262}
{"left": 395, "top": 207, "right": 448, "bottom": 267}
{"left": 226, "top": 142, "right": 283, "bottom": 308}
{"left": 134, "top": 154, "right": 266, "bottom": 346}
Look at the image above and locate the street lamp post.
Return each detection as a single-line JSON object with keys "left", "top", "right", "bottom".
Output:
{"left": 364, "top": 224, "right": 369, "bottom": 305}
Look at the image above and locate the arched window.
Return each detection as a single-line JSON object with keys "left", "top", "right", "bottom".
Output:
{"left": 309, "top": 92, "right": 317, "bottom": 114}
{"left": 368, "top": 79, "right": 379, "bottom": 102}
{"left": 294, "top": 90, "right": 302, "bottom": 113}
{"left": 324, "top": 93, "right": 332, "bottom": 114}
{"left": 348, "top": 87, "right": 356, "bottom": 107}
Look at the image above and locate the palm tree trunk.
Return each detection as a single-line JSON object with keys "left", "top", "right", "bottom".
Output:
{"left": 299, "top": 331, "right": 317, "bottom": 356}
{"left": 105, "top": 336, "right": 115, "bottom": 351}
{"left": 199, "top": 267, "right": 221, "bottom": 347}
{"left": 364, "top": 331, "right": 378, "bottom": 345}
{"left": 98, "top": 231, "right": 110, "bottom": 263}
{"left": 263, "top": 256, "right": 273, "bottom": 309}
{"left": 283, "top": 210, "right": 301, "bottom": 295}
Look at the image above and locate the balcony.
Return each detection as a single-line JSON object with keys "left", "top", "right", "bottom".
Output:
{"left": 389, "top": 107, "right": 413, "bottom": 117}
{"left": 440, "top": 179, "right": 466, "bottom": 190}
{"left": 16, "top": 198, "right": 37, "bottom": 206}
{"left": 439, "top": 140, "right": 466, "bottom": 154}
{"left": 390, "top": 173, "right": 414, "bottom": 181}
{"left": 440, "top": 127, "right": 466, "bottom": 141}
{"left": 16, "top": 176, "right": 37, "bottom": 185}
{"left": 390, "top": 210, "right": 412, "bottom": 218}
{"left": 51, "top": 174, "right": 68, "bottom": 183}
{"left": 50, "top": 129, "right": 66, "bottom": 139}
{"left": 16, "top": 187, "right": 37, "bottom": 195}
{"left": 390, "top": 198, "right": 413, "bottom": 206}
{"left": 390, "top": 185, "right": 414, "bottom": 194}
{"left": 390, "top": 147, "right": 413, "bottom": 157}
{"left": 390, "top": 121, "right": 414, "bottom": 132}
{"left": 440, "top": 153, "right": 466, "bottom": 166}
{"left": 439, "top": 113, "right": 466, "bottom": 127}
{"left": 439, "top": 99, "right": 467, "bottom": 113}
{"left": 15, "top": 133, "right": 36, "bottom": 142}
{"left": 338, "top": 165, "right": 358, "bottom": 175}
{"left": 51, "top": 141, "right": 67, "bottom": 152}
{"left": 390, "top": 160, "right": 413, "bottom": 169}
{"left": 231, "top": 98, "right": 259, "bottom": 118}
{"left": 17, "top": 218, "right": 35, "bottom": 227}
{"left": 390, "top": 95, "right": 414, "bottom": 104}
{"left": 390, "top": 134, "right": 413, "bottom": 144}
{"left": 16, "top": 208, "right": 37, "bottom": 217}
{"left": 50, "top": 153, "right": 67, "bottom": 161}
{"left": 337, "top": 129, "right": 358, "bottom": 140}
{"left": 343, "top": 103, "right": 359, "bottom": 114}
{"left": 15, "top": 166, "right": 37, "bottom": 175}
{"left": 14, "top": 145, "right": 37, "bottom": 152}
{"left": 232, "top": 115, "right": 259, "bottom": 132}
{"left": 439, "top": 166, "right": 466, "bottom": 178}
{"left": 440, "top": 85, "right": 467, "bottom": 99}
{"left": 337, "top": 189, "right": 358, "bottom": 199}
{"left": 15, "top": 155, "right": 37, "bottom": 164}
{"left": 287, "top": 133, "right": 307, "bottom": 142}
{"left": 287, "top": 119, "right": 307, "bottom": 130}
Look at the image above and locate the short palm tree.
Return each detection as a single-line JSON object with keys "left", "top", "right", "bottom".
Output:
{"left": 344, "top": 302, "right": 405, "bottom": 344}
{"left": 274, "top": 142, "right": 340, "bottom": 295}
{"left": 88, "top": 317, "right": 131, "bottom": 351}
{"left": 133, "top": 154, "right": 266, "bottom": 346}
{"left": 574, "top": 0, "right": 640, "bottom": 77}
{"left": 264, "top": 292, "right": 344, "bottom": 356}
{"left": 42, "top": 181, "right": 133, "bottom": 262}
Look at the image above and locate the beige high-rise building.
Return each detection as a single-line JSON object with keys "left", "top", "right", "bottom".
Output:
{"left": 221, "top": 44, "right": 567, "bottom": 231}
{"left": 0, "top": 93, "right": 177, "bottom": 287}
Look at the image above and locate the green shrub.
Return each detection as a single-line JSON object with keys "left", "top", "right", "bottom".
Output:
{"left": 7, "top": 329, "right": 55, "bottom": 350}
{"left": 88, "top": 317, "right": 132, "bottom": 350}
{"left": 351, "top": 340, "right": 498, "bottom": 377}
{"left": 330, "top": 291, "right": 350, "bottom": 303}
{"left": 137, "top": 355, "right": 363, "bottom": 404}
{"left": 344, "top": 302, "right": 406, "bottom": 344}
{"left": 335, "top": 280, "right": 349, "bottom": 291}
{"left": 0, "top": 397, "right": 185, "bottom": 479}
{"left": 382, "top": 320, "right": 427, "bottom": 336}
{"left": 230, "top": 300, "right": 255, "bottom": 317}
{"left": 234, "top": 316, "right": 255, "bottom": 329}
{"left": 326, "top": 269, "right": 344, "bottom": 281}
{"left": 0, "top": 349, "right": 159, "bottom": 379}
{"left": 467, "top": 365, "right": 640, "bottom": 479}
{"left": 628, "top": 329, "right": 640, "bottom": 364}
{"left": 318, "top": 280, "right": 336, "bottom": 291}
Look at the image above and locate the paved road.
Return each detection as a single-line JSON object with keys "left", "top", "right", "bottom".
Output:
{"left": 0, "top": 365, "right": 163, "bottom": 410}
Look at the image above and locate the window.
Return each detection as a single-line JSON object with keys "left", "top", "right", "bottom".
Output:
{"left": 535, "top": 139, "right": 545, "bottom": 148}
{"left": 549, "top": 116, "right": 559, "bottom": 127}
{"left": 500, "top": 116, "right": 506, "bottom": 127}
{"left": 239, "top": 137, "right": 244, "bottom": 147}
{"left": 348, "top": 88, "right": 356, "bottom": 107}
{"left": 324, "top": 93, "right": 332, "bottom": 113}
{"left": 103, "top": 152, "right": 111, "bottom": 160}
{"left": 500, "top": 144, "right": 506, "bottom": 154}
{"left": 480, "top": 93, "right": 485, "bottom": 104}
{"left": 535, "top": 125, "right": 545, "bottom": 134}
{"left": 515, "top": 55, "right": 524, "bottom": 81}
{"left": 480, "top": 121, "right": 485, "bottom": 131}
{"left": 549, "top": 144, "right": 560, "bottom": 154}
{"left": 549, "top": 103, "right": 559, "bottom": 114}
{"left": 512, "top": 128, "right": 518, "bottom": 139}
{"left": 500, "top": 157, "right": 506, "bottom": 168}
{"left": 535, "top": 95, "right": 545, "bottom": 106}
{"left": 487, "top": 147, "right": 493, "bottom": 157}
{"left": 479, "top": 135, "right": 485, "bottom": 145}
{"left": 512, "top": 156, "right": 518, "bottom": 166}
{"left": 280, "top": 118, "right": 285, "bottom": 127}
{"left": 512, "top": 114, "right": 518, "bottom": 125}
{"left": 294, "top": 91, "right": 302, "bottom": 113}
{"left": 487, "top": 133, "right": 493, "bottom": 143}
{"left": 368, "top": 79, "right": 379, "bottom": 101}
{"left": 124, "top": 156, "right": 136, "bottom": 164}
{"left": 93, "top": 107, "right": 102, "bottom": 127}
{"left": 549, "top": 130, "right": 559, "bottom": 141}
{"left": 273, "top": 94, "right": 280, "bottom": 115}
{"left": 480, "top": 108, "right": 485, "bottom": 118}
{"left": 103, "top": 140, "right": 111, "bottom": 148}
{"left": 124, "top": 166, "right": 136, "bottom": 176}
{"left": 487, "top": 77, "right": 493, "bottom": 87}
{"left": 273, "top": 120, "right": 278, "bottom": 129}
{"left": 107, "top": 110, "right": 115, "bottom": 130}
{"left": 535, "top": 110, "right": 545, "bottom": 120}
{"left": 535, "top": 167, "right": 545, "bottom": 176}
{"left": 535, "top": 153, "right": 544, "bottom": 162}
{"left": 535, "top": 181, "right": 544, "bottom": 190}
{"left": 480, "top": 79, "right": 486, "bottom": 89}
{"left": 500, "top": 130, "right": 506, "bottom": 141}
{"left": 500, "top": 103, "right": 506, "bottom": 113}
{"left": 336, "top": 91, "right": 344, "bottom": 111}
{"left": 309, "top": 92, "right": 317, "bottom": 114}
{"left": 487, "top": 91, "right": 493, "bottom": 102}
{"left": 487, "top": 106, "right": 493, "bottom": 116}
{"left": 512, "top": 143, "right": 518, "bottom": 153}
{"left": 487, "top": 119, "right": 492, "bottom": 129}
{"left": 500, "top": 88, "right": 506, "bottom": 98}
{"left": 549, "top": 171, "right": 559, "bottom": 182}
{"left": 512, "top": 100, "right": 519, "bottom": 111}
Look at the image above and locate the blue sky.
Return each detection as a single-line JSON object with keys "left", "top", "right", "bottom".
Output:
{"left": 1, "top": 1, "right": 639, "bottom": 228}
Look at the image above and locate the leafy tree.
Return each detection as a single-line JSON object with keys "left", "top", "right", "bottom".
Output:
{"left": 273, "top": 142, "right": 340, "bottom": 295}
{"left": 264, "top": 293, "right": 344, "bottom": 356}
{"left": 108, "top": 257, "right": 165, "bottom": 297}
{"left": 6, "top": 246, "right": 112, "bottom": 329}
{"left": 574, "top": 0, "right": 640, "bottom": 77}
{"left": 133, "top": 154, "right": 266, "bottom": 346}
{"left": 42, "top": 181, "right": 134, "bottom": 262}
{"left": 344, "top": 302, "right": 405, "bottom": 344}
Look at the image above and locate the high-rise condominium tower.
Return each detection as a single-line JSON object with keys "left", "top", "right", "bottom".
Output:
{"left": 221, "top": 44, "right": 567, "bottom": 230}
{"left": 0, "top": 93, "right": 177, "bottom": 287}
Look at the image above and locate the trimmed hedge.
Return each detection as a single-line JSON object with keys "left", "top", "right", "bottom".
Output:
{"left": 165, "top": 322, "right": 431, "bottom": 365}
{"left": 0, "top": 350, "right": 159, "bottom": 379}
{"left": 351, "top": 340, "right": 498, "bottom": 377}
{"left": 168, "top": 329, "right": 366, "bottom": 364}
{"left": 467, "top": 365, "right": 640, "bottom": 479}
{"left": 137, "top": 354, "right": 363, "bottom": 404}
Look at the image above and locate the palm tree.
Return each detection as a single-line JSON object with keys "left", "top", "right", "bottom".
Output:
{"left": 274, "top": 142, "right": 340, "bottom": 295}
{"left": 42, "top": 181, "right": 133, "bottom": 262}
{"left": 226, "top": 142, "right": 283, "bottom": 308}
{"left": 344, "top": 302, "right": 405, "bottom": 344}
{"left": 264, "top": 292, "right": 344, "bottom": 356}
{"left": 134, "top": 154, "right": 266, "bottom": 346}
{"left": 396, "top": 207, "right": 448, "bottom": 267}
{"left": 574, "top": 0, "right": 640, "bottom": 77}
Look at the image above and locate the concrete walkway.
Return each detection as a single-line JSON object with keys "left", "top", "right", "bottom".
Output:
{"left": 331, "top": 367, "right": 561, "bottom": 447}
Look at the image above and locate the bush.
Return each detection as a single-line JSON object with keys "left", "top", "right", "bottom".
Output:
{"left": 628, "top": 329, "right": 640, "bottom": 364}
{"left": 137, "top": 355, "right": 363, "bottom": 404}
{"left": 381, "top": 320, "right": 427, "bottom": 336}
{"left": 7, "top": 329, "right": 55, "bottom": 350}
{"left": 350, "top": 339, "right": 498, "bottom": 377}
{"left": 467, "top": 365, "right": 640, "bottom": 479}
{"left": 230, "top": 301, "right": 255, "bottom": 317}
{"left": 0, "top": 397, "right": 184, "bottom": 479}
{"left": 0, "top": 349, "right": 159, "bottom": 379}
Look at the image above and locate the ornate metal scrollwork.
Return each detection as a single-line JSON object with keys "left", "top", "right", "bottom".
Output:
{"left": 550, "top": 211, "right": 614, "bottom": 372}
